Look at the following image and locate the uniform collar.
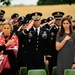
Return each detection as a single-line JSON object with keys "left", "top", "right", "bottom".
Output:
{"left": 33, "top": 26, "right": 40, "bottom": 35}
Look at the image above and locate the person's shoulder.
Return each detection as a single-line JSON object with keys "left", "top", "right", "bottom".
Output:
{"left": 41, "top": 27, "right": 48, "bottom": 32}
{"left": 56, "top": 33, "right": 60, "bottom": 37}
{"left": 72, "top": 31, "right": 75, "bottom": 36}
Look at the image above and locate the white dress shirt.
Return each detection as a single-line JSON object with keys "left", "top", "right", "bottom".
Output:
{"left": 33, "top": 27, "right": 40, "bottom": 36}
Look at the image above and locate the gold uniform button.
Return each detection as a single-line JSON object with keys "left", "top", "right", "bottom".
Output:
{"left": 46, "top": 28, "right": 48, "bottom": 30}
{"left": 51, "top": 37, "right": 53, "bottom": 40}
{"left": 37, "top": 38, "right": 39, "bottom": 39}
{"left": 25, "top": 51, "right": 26, "bottom": 53}
{"left": 36, "top": 48, "right": 38, "bottom": 50}
{"left": 22, "top": 45, "right": 24, "bottom": 47}
{"left": 36, "top": 45, "right": 38, "bottom": 47}
{"left": 37, "top": 41, "right": 39, "bottom": 43}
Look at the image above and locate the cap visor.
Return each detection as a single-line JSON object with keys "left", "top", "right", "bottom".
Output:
{"left": 55, "top": 17, "right": 62, "bottom": 20}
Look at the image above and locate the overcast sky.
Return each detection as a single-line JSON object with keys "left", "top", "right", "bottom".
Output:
{"left": 11, "top": 0, "right": 38, "bottom": 5}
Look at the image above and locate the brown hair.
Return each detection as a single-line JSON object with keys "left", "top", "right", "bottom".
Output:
{"left": 58, "top": 17, "right": 73, "bottom": 37}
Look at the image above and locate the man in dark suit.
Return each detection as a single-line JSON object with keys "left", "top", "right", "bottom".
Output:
{"left": 17, "top": 12, "right": 51, "bottom": 70}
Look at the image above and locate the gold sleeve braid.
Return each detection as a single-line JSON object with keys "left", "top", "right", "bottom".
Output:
{"left": 22, "top": 30, "right": 26, "bottom": 35}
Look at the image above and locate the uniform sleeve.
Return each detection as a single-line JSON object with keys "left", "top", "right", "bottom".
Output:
{"left": 14, "top": 31, "right": 19, "bottom": 37}
{"left": 45, "top": 30, "right": 52, "bottom": 56}
{"left": 18, "top": 29, "right": 29, "bottom": 41}
{"left": 22, "top": 29, "right": 29, "bottom": 35}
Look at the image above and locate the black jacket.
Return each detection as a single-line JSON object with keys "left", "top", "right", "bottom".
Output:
{"left": 17, "top": 27, "right": 51, "bottom": 67}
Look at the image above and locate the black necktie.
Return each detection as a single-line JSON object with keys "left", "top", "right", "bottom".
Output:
{"left": 35, "top": 28, "right": 38, "bottom": 36}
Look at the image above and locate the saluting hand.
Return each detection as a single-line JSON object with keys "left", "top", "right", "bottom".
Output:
{"left": 17, "top": 25, "right": 23, "bottom": 31}
{"left": 27, "top": 20, "right": 34, "bottom": 30}
{"left": 48, "top": 19, "right": 55, "bottom": 26}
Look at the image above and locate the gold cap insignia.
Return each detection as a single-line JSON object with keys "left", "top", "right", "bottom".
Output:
{"left": 35, "top": 13, "right": 38, "bottom": 16}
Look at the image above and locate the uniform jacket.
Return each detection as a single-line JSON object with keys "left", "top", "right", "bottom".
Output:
{"left": 17, "top": 27, "right": 51, "bottom": 67}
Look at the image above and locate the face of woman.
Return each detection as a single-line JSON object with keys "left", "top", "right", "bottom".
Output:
{"left": 63, "top": 20, "right": 70, "bottom": 31}
{"left": 3, "top": 24, "right": 11, "bottom": 36}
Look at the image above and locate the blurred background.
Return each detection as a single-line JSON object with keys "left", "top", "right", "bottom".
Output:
{"left": 0, "top": 0, "right": 75, "bottom": 6}
{"left": 0, "top": 0, "right": 75, "bottom": 19}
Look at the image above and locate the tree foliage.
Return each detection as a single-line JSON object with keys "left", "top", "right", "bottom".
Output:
{"left": 0, "top": 0, "right": 75, "bottom": 6}
{"left": 37, "top": 0, "right": 75, "bottom": 5}
{"left": 0, "top": 0, "right": 11, "bottom": 6}
{"left": 61, "top": 0, "right": 75, "bottom": 5}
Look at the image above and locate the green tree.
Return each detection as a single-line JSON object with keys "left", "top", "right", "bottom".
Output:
{"left": 0, "top": 0, "right": 11, "bottom": 6}
{"left": 37, "top": 0, "right": 75, "bottom": 5}
{"left": 61, "top": 0, "right": 75, "bottom": 5}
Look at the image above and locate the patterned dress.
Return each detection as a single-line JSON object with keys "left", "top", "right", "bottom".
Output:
{"left": 0, "top": 33, "right": 18, "bottom": 75}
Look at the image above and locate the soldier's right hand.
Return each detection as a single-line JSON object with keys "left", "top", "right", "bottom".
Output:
{"left": 48, "top": 19, "right": 55, "bottom": 26}
{"left": 27, "top": 20, "right": 34, "bottom": 30}
{"left": 17, "top": 25, "right": 23, "bottom": 31}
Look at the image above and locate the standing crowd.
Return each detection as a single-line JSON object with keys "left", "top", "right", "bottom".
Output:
{"left": 0, "top": 9, "right": 75, "bottom": 75}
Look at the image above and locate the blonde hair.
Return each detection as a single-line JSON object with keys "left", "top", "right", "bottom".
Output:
{"left": 2, "top": 20, "right": 13, "bottom": 32}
